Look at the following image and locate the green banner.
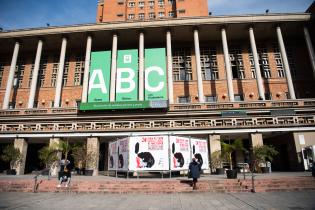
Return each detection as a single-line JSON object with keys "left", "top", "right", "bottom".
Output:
{"left": 88, "top": 51, "right": 111, "bottom": 102}
{"left": 80, "top": 100, "right": 167, "bottom": 110}
{"left": 116, "top": 49, "right": 138, "bottom": 101}
{"left": 144, "top": 48, "right": 167, "bottom": 101}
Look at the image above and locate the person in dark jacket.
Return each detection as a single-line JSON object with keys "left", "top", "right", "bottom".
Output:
{"left": 189, "top": 157, "right": 201, "bottom": 190}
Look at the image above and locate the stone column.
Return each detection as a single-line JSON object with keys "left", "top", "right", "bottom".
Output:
{"left": 193, "top": 28, "right": 204, "bottom": 103}
{"left": 3, "top": 41, "right": 20, "bottom": 109}
{"left": 303, "top": 26, "right": 315, "bottom": 79}
{"left": 276, "top": 26, "right": 296, "bottom": 99}
{"left": 54, "top": 37, "right": 67, "bottom": 107}
{"left": 28, "top": 39, "right": 43, "bottom": 108}
{"left": 14, "top": 138, "right": 28, "bottom": 175}
{"left": 209, "top": 134, "right": 221, "bottom": 173}
{"left": 139, "top": 31, "right": 144, "bottom": 101}
{"left": 110, "top": 33, "right": 118, "bottom": 102}
{"left": 166, "top": 30, "right": 174, "bottom": 104}
{"left": 49, "top": 137, "right": 62, "bottom": 176}
{"left": 249, "top": 27, "right": 265, "bottom": 100}
{"left": 86, "top": 137, "right": 100, "bottom": 176}
{"left": 81, "top": 35, "right": 92, "bottom": 103}
{"left": 221, "top": 27, "right": 234, "bottom": 102}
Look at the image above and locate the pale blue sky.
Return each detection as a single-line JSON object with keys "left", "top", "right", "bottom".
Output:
{"left": 0, "top": 0, "right": 313, "bottom": 30}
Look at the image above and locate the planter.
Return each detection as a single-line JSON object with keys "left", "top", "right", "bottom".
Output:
{"left": 261, "top": 166, "right": 270, "bottom": 173}
{"left": 226, "top": 169, "right": 237, "bottom": 179}
{"left": 85, "top": 169, "right": 93, "bottom": 176}
{"left": 6, "top": 169, "right": 17, "bottom": 175}
{"left": 216, "top": 168, "right": 225, "bottom": 175}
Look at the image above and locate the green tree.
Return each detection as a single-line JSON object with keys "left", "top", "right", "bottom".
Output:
{"left": 1, "top": 144, "right": 21, "bottom": 170}
{"left": 253, "top": 144, "right": 278, "bottom": 170}
{"left": 38, "top": 145, "right": 59, "bottom": 168}
{"left": 221, "top": 138, "right": 245, "bottom": 170}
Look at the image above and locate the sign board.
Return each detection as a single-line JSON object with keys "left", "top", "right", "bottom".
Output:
{"left": 170, "top": 136, "right": 191, "bottom": 170}
{"left": 129, "top": 136, "right": 169, "bottom": 171}
{"left": 116, "top": 49, "right": 138, "bottom": 101}
{"left": 80, "top": 100, "right": 168, "bottom": 110}
{"left": 88, "top": 51, "right": 111, "bottom": 102}
{"left": 108, "top": 141, "right": 118, "bottom": 170}
{"left": 190, "top": 138, "right": 209, "bottom": 170}
{"left": 117, "top": 138, "right": 129, "bottom": 171}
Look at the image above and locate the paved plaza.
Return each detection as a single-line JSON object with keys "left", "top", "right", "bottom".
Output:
{"left": 0, "top": 191, "right": 314, "bottom": 210}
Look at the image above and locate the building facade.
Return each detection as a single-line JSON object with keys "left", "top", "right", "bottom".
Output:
{"left": 0, "top": 6, "right": 315, "bottom": 175}
{"left": 96, "top": 0, "right": 209, "bottom": 22}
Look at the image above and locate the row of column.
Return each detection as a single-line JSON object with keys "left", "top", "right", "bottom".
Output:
{"left": 3, "top": 26, "right": 315, "bottom": 109}
{"left": 13, "top": 136, "right": 100, "bottom": 176}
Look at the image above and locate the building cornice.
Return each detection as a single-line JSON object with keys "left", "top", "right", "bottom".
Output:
{"left": 0, "top": 13, "right": 311, "bottom": 39}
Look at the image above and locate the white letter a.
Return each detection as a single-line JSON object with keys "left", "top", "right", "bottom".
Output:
{"left": 88, "top": 69, "right": 107, "bottom": 94}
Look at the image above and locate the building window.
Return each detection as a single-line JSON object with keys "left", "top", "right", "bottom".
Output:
{"left": 51, "top": 56, "right": 59, "bottom": 87}
{"left": 158, "top": 0, "right": 164, "bottom": 6}
{"left": 178, "top": 9, "right": 185, "bottom": 14}
{"left": 0, "top": 62, "right": 5, "bottom": 87}
{"left": 74, "top": 56, "right": 84, "bottom": 86}
{"left": 14, "top": 60, "right": 25, "bottom": 88}
{"left": 128, "top": 14, "right": 135, "bottom": 20}
{"left": 273, "top": 44, "right": 285, "bottom": 78}
{"left": 172, "top": 49, "right": 192, "bottom": 81}
{"left": 117, "top": 13, "right": 124, "bottom": 17}
{"left": 149, "top": 1, "right": 154, "bottom": 7}
{"left": 76, "top": 100, "right": 81, "bottom": 107}
{"left": 128, "top": 2, "right": 135, "bottom": 7}
{"left": 117, "top": 0, "right": 124, "bottom": 5}
{"left": 139, "top": 13, "right": 145, "bottom": 20}
{"left": 265, "top": 92, "right": 272, "bottom": 100}
{"left": 9, "top": 102, "right": 15, "bottom": 109}
{"left": 138, "top": 1, "right": 145, "bottom": 8}
{"left": 149, "top": 13, "right": 155, "bottom": 19}
{"left": 178, "top": 96, "right": 190, "bottom": 103}
{"left": 28, "top": 57, "right": 47, "bottom": 87}
{"left": 168, "top": 0, "right": 174, "bottom": 4}
{"left": 62, "top": 57, "right": 70, "bottom": 87}
{"left": 158, "top": 12, "right": 165, "bottom": 17}
{"left": 249, "top": 46, "right": 271, "bottom": 79}
{"left": 234, "top": 94, "right": 244, "bottom": 101}
{"left": 200, "top": 48, "right": 218, "bottom": 80}
{"left": 205, "top": 95, "right": 217, "bottom": 102}
{"left": 229, "top": 47, "right": 245, "bottom": 79}
{"left": 168, "top": 11, "right": 175, "bottom": 17}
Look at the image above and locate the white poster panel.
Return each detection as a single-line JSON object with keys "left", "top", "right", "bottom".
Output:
{"left": 190, "top": 138, "right": 209, "bottom": 170}
{"left": 117, "top": 138, "right": 129, "bottom": 171}
{"left": 108, "top": 141, "right": 118, "bottom": 170}
{"left": 170, "top": 136, "right": 191, "bottom": 170}
{"left": 129, "top": 136, "right": 169, "bottom": 171}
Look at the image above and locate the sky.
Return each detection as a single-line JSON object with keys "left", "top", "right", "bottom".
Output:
{"left": 0, "top": 0, "right": 313, "bottom": 31}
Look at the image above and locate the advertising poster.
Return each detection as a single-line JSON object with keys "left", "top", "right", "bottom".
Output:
{"left": 117, "top": 138, "right": 129, "bottom": 171}
{"left": 190, "top": 138, "right": 209, "bottom": 170}
{"left": 129, "top": 136, "right": 169, "bottom": 171}
{"left": 144, "top": 48, "right": 167, "bottom": 101}
{"left": 116, "top": 49, "right": 138, "bottom": 101}
{"left": 170, "top": 136, "right": 191, "bottom": 170}
{"left": 88, "top": 51, "right": 111, "bottom": 102}
{"left": 108, "top": 141, "right": 118, "bottom": 170}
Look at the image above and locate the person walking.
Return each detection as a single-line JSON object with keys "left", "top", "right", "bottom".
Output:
{"left": 189, "top": 157, "right": 201, "bottom": 190}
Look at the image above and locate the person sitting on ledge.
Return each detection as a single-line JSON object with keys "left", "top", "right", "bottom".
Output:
{"left": 57, "top": 159, "right": 71, "bottom": 188}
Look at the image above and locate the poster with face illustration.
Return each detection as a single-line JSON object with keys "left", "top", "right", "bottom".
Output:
{"left": 129, "top": 136, "right": 169, "bottom": 171}
{"left": 170, "top": 136, "right": 191, "bottom": 170}
{"left": 190, "top": 138, "right": 209, "bottom": 170}
{"left": 108, "top": 141, "right": 118, "bottom": 170}
{"left": 117, "top": 138, "right": 129, "bottom": 171}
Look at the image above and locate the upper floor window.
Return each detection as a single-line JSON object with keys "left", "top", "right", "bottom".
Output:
{"left": 148, "top": 1, "right": 155, "bottom": 6}
{"left": 205, "top": 95, "right": 217, "bottom": 102}
{"left": 168, "top": 11, "right": 175, "bottom": 17}
{"left": 200, "top": 48, "right": 218, "bottom": 80}
{"left": 28, "top": 57, "right": 48, "bottom": 88}
{"left": 74, "top": 56, "right": 84, "bottom": 86}
{"left": 139, "top": 13, "right": 145, "bottom": 20}
{"left": 0, "top": 62, "right": 5, "bottom": 87}
{"left": 229, "top": 47, "right": 245, "bottom": 79}
{"left": 62, "top": 57, "right": 70, "bottom": 87}
{"left": 14, "top": 60, "right": 25, "bottom": 88}
{"left": 234, "top": 94, "right": 244, "bottom": 101}
{"left": 178, "top": 96, "right": 190, "bottom": 103}
{"left": 249, "top": 45, "right": 271, "bottom": 79}
{"left": 158, "top": 12, "right": 165, "bottom": 17}
{"left": 51, "top": 56, "right": 59, "bottom": 87}
{"left": 158, "top": 0, "right": 164, "bottom": 6}
{"left": 128, "top": 2, "right": 135, "bottom": 7}
{"left": 128, "top": 14, "right": 135, "bottom": 19}
{"left": 168, "top": 0, "right": 174, "bottom": 4}
{"left": 172, "top": 49, "right": 192, "bottom": 81}
{"left": 138, "top": 1, "right": 145, "bottom": 8}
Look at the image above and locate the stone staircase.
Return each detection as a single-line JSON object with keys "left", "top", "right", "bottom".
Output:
{"left": 0, "top": 176, "right": 314, "bottom": 194}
